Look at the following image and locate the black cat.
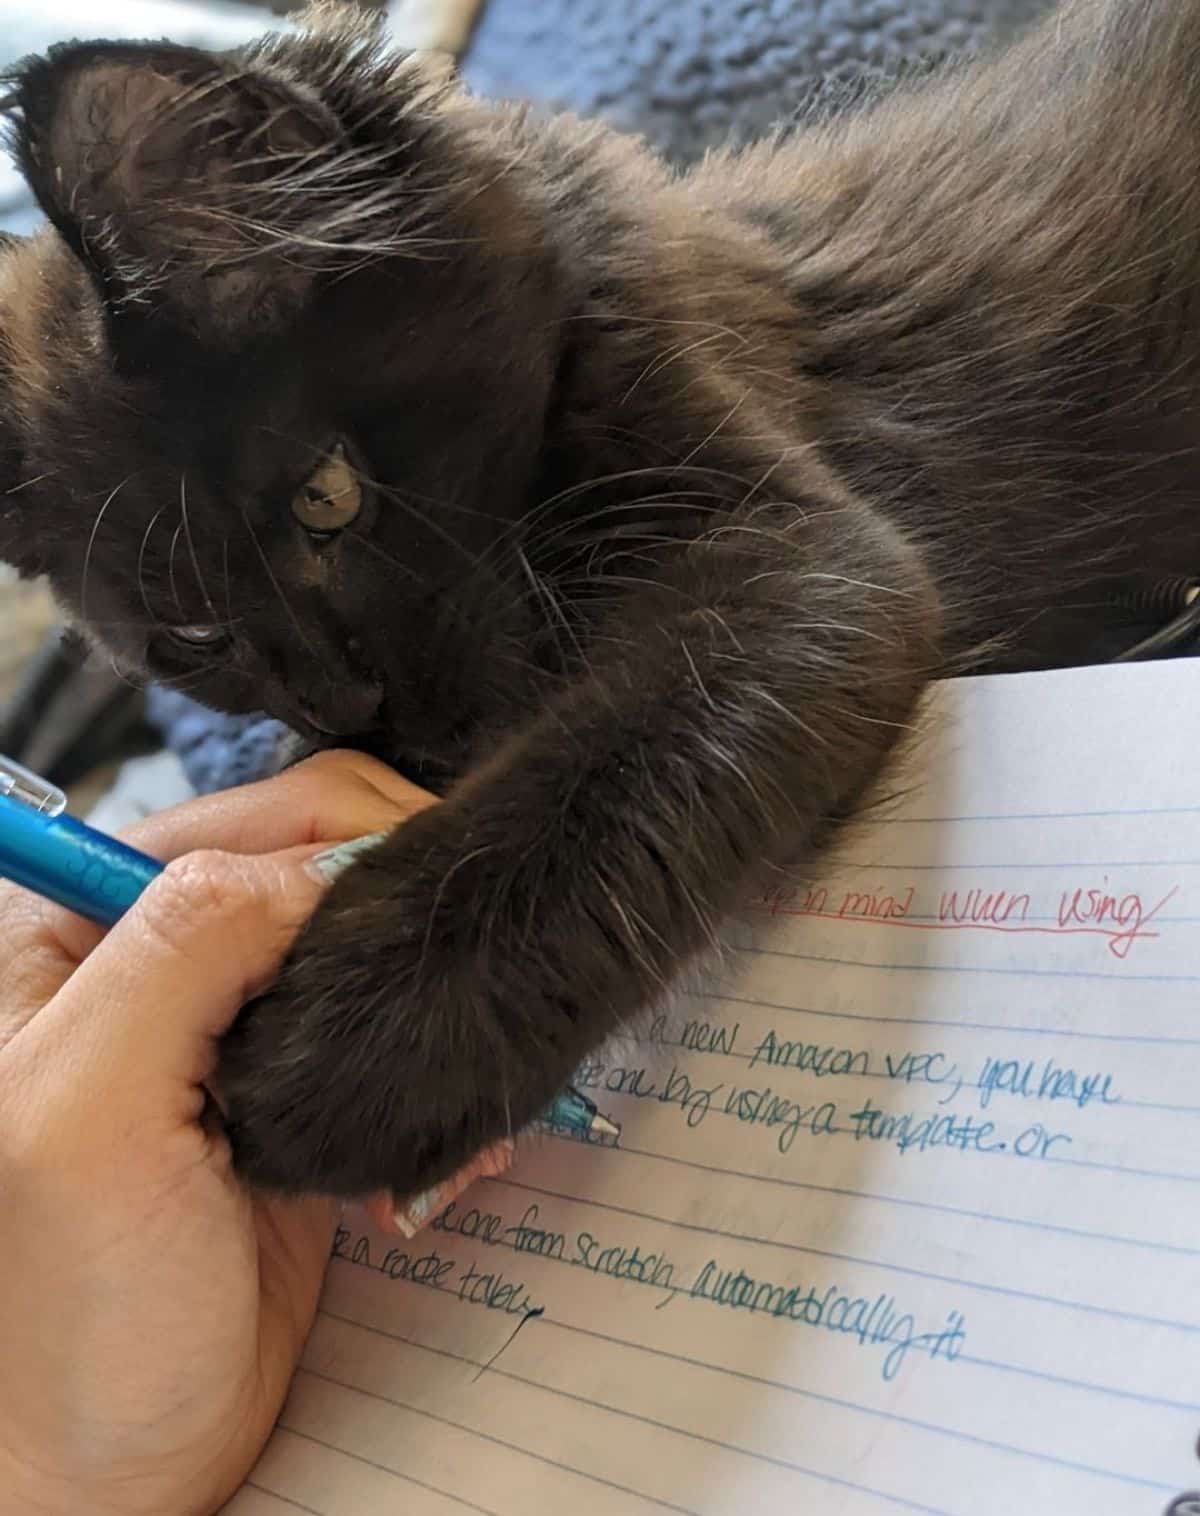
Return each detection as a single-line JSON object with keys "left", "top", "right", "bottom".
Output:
{"left": 1, "top": 0, "right": 1194, "bottom": 1199}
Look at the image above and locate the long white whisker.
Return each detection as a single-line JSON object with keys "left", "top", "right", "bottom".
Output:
{"left": 136, "top": 508, "right": 165, "bottom": 625}
{"left": 168, "top": 523, "right": 186, "bottom": 616}
{"left": 179, "top": 473, "right": 216, "bottom": 617}
{"left": 81, "top": 475, "right": 135, "bottom": 628}
{"left": 4, "top": 472, "right": 55, "bottom": 495}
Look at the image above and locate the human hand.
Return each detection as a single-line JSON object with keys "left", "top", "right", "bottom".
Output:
{"left": 0, "top": 750, "right": 432, "bottom": 1516}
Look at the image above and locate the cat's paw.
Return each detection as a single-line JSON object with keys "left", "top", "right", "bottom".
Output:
{"left": 216, "top": 802, "right": 599, "bottom": 1199}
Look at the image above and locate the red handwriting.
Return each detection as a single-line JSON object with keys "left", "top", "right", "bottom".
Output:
{"left": 837, "top": 885, "right": 915, "bottom": 921}
{"left": 760, "top": 884, "right": 915, "bottom": 921}
{"left": 938, "top": 888, "right": 1030, "bottom": 927}
{"left": 754, "top": 881, "right": 1178, "bottom": 959}
{"left": 1055, "top": 882, "right": 1178, "bottom": 960}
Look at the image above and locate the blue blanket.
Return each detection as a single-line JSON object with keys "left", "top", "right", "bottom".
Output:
{"left": 463, "top": 0, "right": 1049, "bottom": 167}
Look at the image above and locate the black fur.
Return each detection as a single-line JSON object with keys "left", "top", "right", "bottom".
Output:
{"left": 0, "top": 0, "right": 1195, "bottom": 1198}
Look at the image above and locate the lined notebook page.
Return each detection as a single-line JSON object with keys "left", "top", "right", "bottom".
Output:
{"left": 225, "top": 660, "right": 1200, "bottom": 1516}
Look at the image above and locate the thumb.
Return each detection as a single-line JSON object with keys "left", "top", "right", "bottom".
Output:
{"left": 16, "top": 845, "right": 332, "bottom": 1113}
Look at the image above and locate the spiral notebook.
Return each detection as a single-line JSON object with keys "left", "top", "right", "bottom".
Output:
{"left": 223, "top": 660, "right": 1200, "bottom": 1516}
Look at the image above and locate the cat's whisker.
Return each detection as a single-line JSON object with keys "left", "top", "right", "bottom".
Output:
{"left": 4, "top": 471, "right": 55, "bottom": 495}
{"left": 371, "top": 486, "right": 499, "bottom": 579}
{"left": 342, "top": 530, "right": 423, "bottom": 584}
{"left": 179, "top": 472, "right": 217, "bottom": 619}
{"left": 514, "top": 546, "right": 588, "bottom": 672}
{"left": 167, "top": 523, "right": 186, "bottom": 617}
{"left": 80, "top": 475, "right": 135, "bottom": 629}
{"left": 259, "top": 441, "right": 504, "bottom": 581}
{"left": 260, "top": 410, "right": 741, "bottom": 609}
{"left": 253, "top": 422, "right": 498, "bottom": 521}
{"left": 677, "top": 393, "right": 751, "bottom": 472}
{"left": 105, "top": 655, "right": 146, "bottom": 693}
{"left": 621, "top": 331, "right": 731, "bottom": 405}
{"left": 372, "top": 481, "right": 493, "bottom": 520}
{"left": 562, "top": 311, "right": 750, "bottom": 344}
{"left": 532, "top": 489, "right": 735, "bottom": 539}
{"left": 516, "top": 487, "right": 741, "bottom": 565}
{"left": 239, "top": 505, "right": 325, "bottom": 664}
{"left": 136, "top": 508, "right": 165, "bottom": 626}
{"left": 221, "top": 535, "right": 235, "bottom": 634}
{"left": 504, "top": 463, "right": 755, "bottom": 547}
{"left": 185, "top": 203, "right": 470, "bottom": 265}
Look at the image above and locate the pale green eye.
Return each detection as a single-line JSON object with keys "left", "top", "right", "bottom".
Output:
{"left": 292, "top": 442, "right": 363, "bottom": 535}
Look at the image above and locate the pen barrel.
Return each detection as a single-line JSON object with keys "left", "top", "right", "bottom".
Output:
{"left": 0, "top": 797, "right": 163, "bottom": 927}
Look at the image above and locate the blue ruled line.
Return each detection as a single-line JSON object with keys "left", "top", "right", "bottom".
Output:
{"left": 297, "top": 1366, "right": 703, "bottom": 1515}
{"left": 711, "top": 990, "right": 1200, "bottom": 1047}
{"left": 548, "top": 1128, "right": 1200, "bottom": 1258}
{"left": 888, "top": 807, "right": 1200, "bottom": 823}
{"left": 317, "top": 1313, "right": 961, "bottom": 1516}
{"left": 276, "top": 1426, "right": 502, "bottom": 1515}
{"left": 742, "top": 943, "right": 1200, "bottom": 985}
{"left": 322, "top": 1284, "right": 1176, "bottom": 1501}
{"left": 487, "top": 1172, "right": 1200, "bottom": 1336}
{"left": 828, "top": 857, "right": 1200, "bottom": 870}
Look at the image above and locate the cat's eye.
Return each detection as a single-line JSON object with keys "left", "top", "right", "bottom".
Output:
{"left": 292, "top": 442, "right": 363, "bottom": 536}
{"left": 168, "top": 624, "right": 229, "bottom": 648}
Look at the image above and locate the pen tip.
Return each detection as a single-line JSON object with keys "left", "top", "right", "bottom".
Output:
{"left": 592, "top": 1113, "right": 622, "bottom": 1141}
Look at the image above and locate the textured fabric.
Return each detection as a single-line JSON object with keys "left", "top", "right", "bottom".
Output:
{"left": 148, "top": 0, "right": 1053, "bottom": 793}
{"left": 144, "top": 687, "right": 288, "bottom": 796}
{"left": 461, "top": 0, "right": 1051, "bottom": 164}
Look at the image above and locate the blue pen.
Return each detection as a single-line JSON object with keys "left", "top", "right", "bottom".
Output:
{"left": 539, "top": 1083, "right": 621, "bottom": 1143}
{"left": 0, "top": 762, "right": 622, "bottom": 1147}
{"left": 0, "top": 754, "right": 163, "bottom": 926}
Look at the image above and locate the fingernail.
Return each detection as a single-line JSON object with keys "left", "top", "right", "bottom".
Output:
{"left": 305, "top": 831, "right": 390, "bottom": 886}
{"left": 393, "top": 1184, "right": 441, "bottom": 1239}
{"left": 393, "top": 1140, "right": 517, "bottom": 1239}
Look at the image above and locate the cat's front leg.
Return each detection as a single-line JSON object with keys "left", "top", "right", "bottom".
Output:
{"left": 220, "top": 497, "right": 940, "bottom": 1200}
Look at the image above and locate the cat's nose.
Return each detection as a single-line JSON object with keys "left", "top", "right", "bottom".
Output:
{"left": 298, "top": 680, "right": 383, "bottom": 737}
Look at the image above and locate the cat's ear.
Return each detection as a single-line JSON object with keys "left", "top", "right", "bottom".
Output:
{"left": 4, "top": 41, "right": 344, "bottom": 347}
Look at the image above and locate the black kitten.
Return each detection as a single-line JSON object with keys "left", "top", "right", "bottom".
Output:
{"left": 1, "top": 0, "right": 1196, "bottom": 1199}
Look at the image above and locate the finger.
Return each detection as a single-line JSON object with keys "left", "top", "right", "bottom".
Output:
{"left": 118, "top": 747, "right": 436, "bottom": 862}
{"left": 0, "top": 749, "right": 436, "bottom": 984}
{"left": 0, "top": 885, "right": 99, "bottom": 1050}
{"left": 14, "top": 843, "right": 334, "bottom": 1113}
